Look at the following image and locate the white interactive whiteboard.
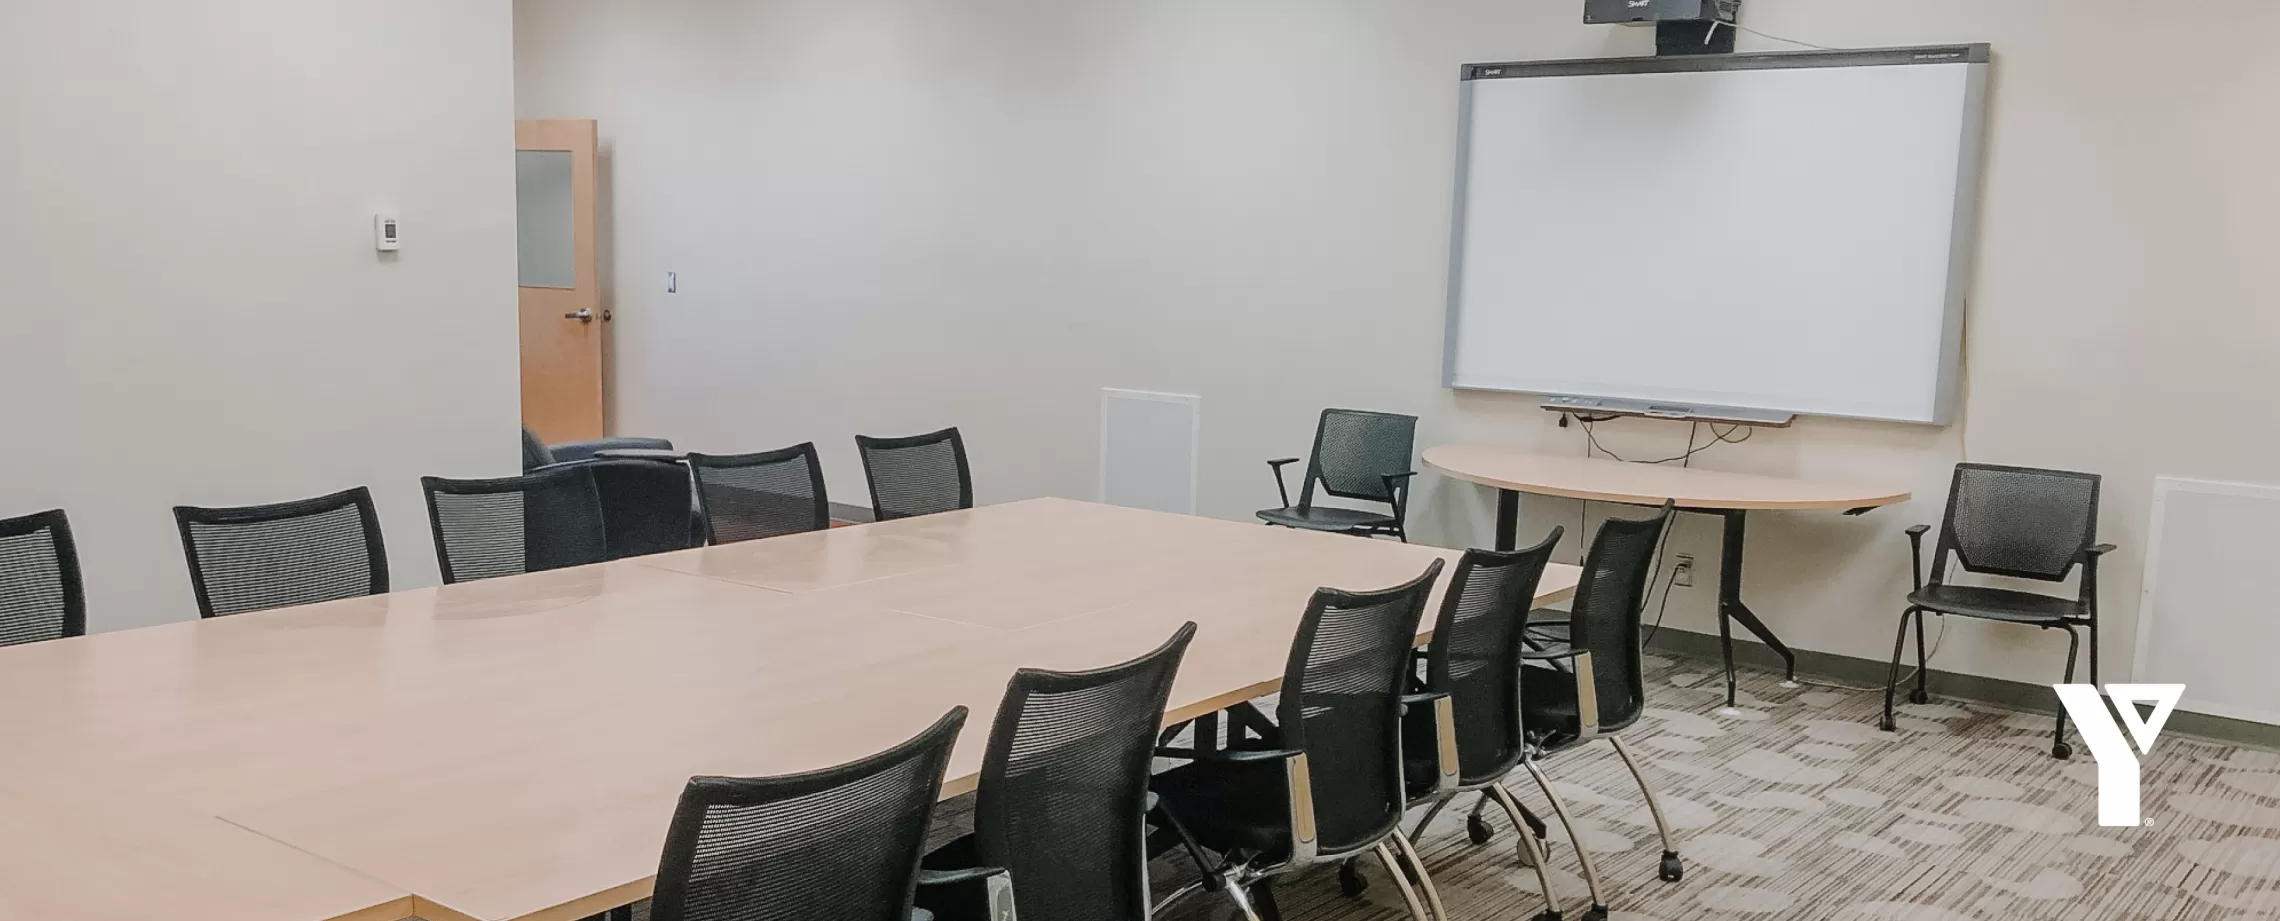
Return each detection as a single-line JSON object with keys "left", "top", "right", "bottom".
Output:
{"left": 1443, "top": 46, "right": 1990, "bottom": 425}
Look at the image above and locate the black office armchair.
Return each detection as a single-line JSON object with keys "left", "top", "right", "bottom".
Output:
{"left": 1521, "top": 503, "right": 1682, "bottom": 920}
{"left": 689, "top": 444, "right": 832, "bottom": 544}
{"left": 0, "top": 509, "right": 86, "bottom": 645}
{"left": 421, "top": 469, "right": 609, "bottom": 584}
{"left": 1397, "top": 537, "right": 1566, "bottom": 921}
{"left": 857, "top": 428, "right": 973, "bottom": 521}
{"left": 1883, "top": 463, "right": 2111, "bottom": 760}
{"left": 917, "top": 624, "right": 1195, "bottom": 921}
{"left": 1150, "top": 560, "right": 1447, "bottom": 921}
{"left": 173, "top": 487, "right": 390, "bottom": 618}
{"left": 1256, "top": 409, "right": 1417, "bottom": 542}
{"left": 646, "top": 708, "right": 975, "bottom": 921}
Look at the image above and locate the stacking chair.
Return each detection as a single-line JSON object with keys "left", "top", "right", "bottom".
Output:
{"left": 646, "top": 708, "right": 975, "bottom": 921}
{"left": 689, "top": 444, "right": 832, "bottom": 543}
{"left": 1151, "top": 560, "right": 1447, "bottom": 921}
{"left": 1883, "top": 464, "right": 2111, "bottom": 759}
{"left": 0, "top": 509, "right": 86, "bottom": 645}
{"left": 1520, "top": 503, "right": 1681, "bottom": 920}
{"left": 1398, "top": 535, "right": 1567, "bottom": 921}
{"left": 857, "top": 428, "right": 972, "bottom": 521}
{"left": 1256, "top": 409, "right": 1417, "bottom": 542}
{"left": 918, "top": 623, "right": 1196, "bottom": 921}
{"left": 421, "top": 469, "right": 608, "bottom": 584}
{"left": 173, "top": 487, "right": 390, "bottom": 618}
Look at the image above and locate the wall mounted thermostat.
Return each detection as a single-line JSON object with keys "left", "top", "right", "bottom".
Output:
{"left": 374, "top": 214, "right": 401, "bottom": 252}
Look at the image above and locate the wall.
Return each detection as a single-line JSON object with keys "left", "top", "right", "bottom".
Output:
{"left": 513, "top": 0, "right": 2280, "bottom": 685}
{"left": 0, "top": 0, "right": 523, "bottom": 630}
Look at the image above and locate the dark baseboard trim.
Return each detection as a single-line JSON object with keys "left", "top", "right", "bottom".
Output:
{"left": 1646, "top": 627, "right": 2280, "bottom": 751}
{"left": 830, "top": 502, "right": 875, "bottom": 524}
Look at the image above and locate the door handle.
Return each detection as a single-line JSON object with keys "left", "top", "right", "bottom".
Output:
{"left": 564, "top": 309, "right": 594, "bottom": 323}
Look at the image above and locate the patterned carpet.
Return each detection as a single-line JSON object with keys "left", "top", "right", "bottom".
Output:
{"left": 1125, "top": 654, "right": 2280, "bottom": 921}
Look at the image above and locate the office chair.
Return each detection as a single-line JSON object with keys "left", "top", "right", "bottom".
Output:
{"left": 918, "top": 623, "right": 1196, "bottom": 921}
{"left": 1520, "top": 502, "right": 1681, "bottom": 921}
{"left": 1151, "top": 560, "right": 1448, "bottom": 921}
{"left": 583, "top": 458, "right": 702, "bottom": 560}
{"left": 1256, "top": 409, "right": 1417, "bottom": 542}
{"left": 689, "top": 444, "right": 832, "bottom": 543}
{"left": 421, "top": 469, "right": 608, "bottom": 584}
{"left": 1883, "top": 463, "right": 2112, "bottom": 759}
{"left": 1395, "top": 536, "right": 1566, "bottom": 921}
{"left": 856, "top": 428, "right": 973, "bottom": 521}
{"left": 173, "top": 487, "right": 390, "bottom": 618}
{"left": 520, "top": 426, "right": 678, "bottom": 470}
{"left": 0, "top": 509, "right": 86, "bottom": 645}
{"left": 646, "top": 708, "right": 977, "bottom": 921}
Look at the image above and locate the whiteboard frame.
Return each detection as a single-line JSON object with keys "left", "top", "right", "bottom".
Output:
{"left": 1097, "top": 388, "right": 1202, "bottom": 516}
{"left": 2132, "top": 475, "right": 2280, "bottom": 726}
{"left": 1440, "top": 45, "right": 1992, "bottom": 426}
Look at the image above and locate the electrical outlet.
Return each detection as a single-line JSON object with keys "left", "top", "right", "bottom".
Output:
{"left": 1671, "top": 554, "right": 1695, "bottom": 587}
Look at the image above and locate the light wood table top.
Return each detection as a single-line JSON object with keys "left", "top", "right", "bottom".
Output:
{"left": 0, "top": 498, "right": 1577, "bottom": 921}
{"left": 1424, "top": 444, "right": 1911, "bottom": 511}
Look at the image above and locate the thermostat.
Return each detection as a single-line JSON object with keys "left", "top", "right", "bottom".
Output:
{"left": 374, "top": 214, "right": 401, "bottom": 252}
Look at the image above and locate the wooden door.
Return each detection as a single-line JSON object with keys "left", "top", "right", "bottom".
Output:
{"left": 515, "top": 119, "right": 603, "bottom": 442}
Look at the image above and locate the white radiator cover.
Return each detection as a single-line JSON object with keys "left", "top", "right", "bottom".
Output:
{"left": 2134, "top": 477, "right": 2280, "bottom": 725}
{"left": 1099, "top": 389, "right": 1200, "bottom": 516}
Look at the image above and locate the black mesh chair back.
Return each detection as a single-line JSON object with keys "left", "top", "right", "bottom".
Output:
{"left": 1426, "top": 533, "right": 1563, "bottom": 785}
{"left": 690, "top": 444, "right": 831, "bottom": 543}
{"left": 856, "top": 428, "right": 972, "bottom": 521}
{"left": 1566, "top": 503, "right": 1673, "bottom": 732}
{"left": 649, "top": 707, "right": 968, "bottom": 921}
{"left": 173, "top": 487, "right": 389, "bottom": 618}
{"left": 1937, "top": 464, "right": 2101, "bottom": 582}
{"left": 586, "top": 459, "right": 701, "bottom": 560}
{"left": 0, "top": 509, "right": 86, "bottom": 646}
{"left": 973, "top": 623, "right": 1196, "bottom": 921}
{"left": 1277, "top": 558, "right": 1444, "bottom": 855}
{"left": 421, "top": 469, "right": 608, "bottom": 584}
{"left": 1300, "top": 409, "right": 1417, "bottom": 507}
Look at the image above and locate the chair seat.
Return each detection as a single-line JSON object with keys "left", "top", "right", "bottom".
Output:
{"left": 1255, "top": 505, "right": 1394, "bottom": 532}
{"left": 1150, "top": 756, "right": 1293, "bottom": 860}
{"left": 1520, "top": 663, "right": 1585, "bottom": 746}
{"left": 1910, "top": 584, "right": 2085, "bottom": 623}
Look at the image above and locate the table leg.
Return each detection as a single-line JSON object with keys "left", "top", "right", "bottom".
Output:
{"left": 1715, "top": 509, "right": 1798, "bottom": 712}
{"left": 1495, "top": 489, "right": 1519, "bottom": 552}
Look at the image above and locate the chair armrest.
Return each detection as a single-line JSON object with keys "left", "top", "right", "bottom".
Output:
{"left": 1267, "top": 458, "right": 1302, "bottom": 509}
{"left": 1401, "top": 691, "right": 1460, "bottom": 796}
{"left": 1155, "top": 745, "right": 1303, "bottom": 764}
{"left": 1520, "top": 649, "right": 1601, "bottom": 741}
{"left": 2084, "top": 543, "right": 2117, "bottom": 557}
{"left": 1904, "top": 525, "right": 1932, "bottom": 592}
{"left": 2079, "top": 543, "right": 2117, "bottom": 611}
{"left": 918, "top": 866, "right": 1015, "bottom": 921}
{"left": 1382, "top": 471, "right": 1418, "bottom": 523}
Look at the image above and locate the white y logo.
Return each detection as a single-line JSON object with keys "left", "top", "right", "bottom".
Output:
{"left": 2052, "top": 684, "right": 2184, "bottom": 826}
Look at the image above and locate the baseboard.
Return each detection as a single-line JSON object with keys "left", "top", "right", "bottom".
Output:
{"left": 1646, "top": 626, "right": 2280, "bottom": 750}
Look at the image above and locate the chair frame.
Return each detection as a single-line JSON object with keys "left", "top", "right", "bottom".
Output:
{"left": 688, "top": 443, "right": 832, "bottom": 543}
{"left": 1261, "top": 409, "right": 1417, "bottom": 542}
{"left": 419, "top": 468, "right": 607, "bottom": 585}
{"left": 856, "top": 428, "right": 974, "bottom": 522}
{"left": 172, "top": 486, "right": 390, "bottom": 619}
{"left": 0, "top": 508, "right": 87, "bottom": 642}
{"left": 1882, "top": 463, "right": 2112, "bottom": 760}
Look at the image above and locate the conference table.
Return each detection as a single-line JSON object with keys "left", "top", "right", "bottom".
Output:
{"left": 1424, "top": 445, "right": 1909, "bottom": 711}
{"left": 0, "top": 497, "right": 1579, "bottom": 921}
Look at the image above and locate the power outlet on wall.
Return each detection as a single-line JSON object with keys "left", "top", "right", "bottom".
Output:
{"left": 1671, "top": 554, "right": 1695, "bottom": 588}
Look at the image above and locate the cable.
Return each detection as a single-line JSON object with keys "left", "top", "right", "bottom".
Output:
{"left": 1705, "top": 20, "right": 1846, "bottom": 52}
{"left": 1790, "top": 617, "right": 1949, "bottom": 694}
{"left": 1710, "top": 423, "right": 1755, "bottom": 446}
{"left": 1640, "top": 551, "right": 1683, "bottom": 648}
{"left": 1581, "top": 419, "right": 1725, "bottom": 466}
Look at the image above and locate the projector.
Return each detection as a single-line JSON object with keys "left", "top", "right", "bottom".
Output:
{"left": 1584, "top": 0, "right": 1739, "bottom": 25}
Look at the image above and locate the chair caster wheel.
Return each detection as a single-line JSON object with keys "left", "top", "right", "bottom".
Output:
{"left": 1878, "top": 717, "right": 1896, "bottom": 732}
{"left": 1907, "top": 688, "right": 1930, "bottom": 705}
{"left": 1582, "top": 905, "right": 1610, "bottom": 921}
{"left": 1466, "top": 814, "right": 1494, "bottom": 846}
{"left": 1531, "top": 912, "right": 1563, "bottom": 921}
{"left": 1338, "top": 860, "right": 1368, "bottom": 898}
{"left": 1660, "top": 850, "right": 1684, "bottom": 882}
{"left": 2052, "top": 741, "right": 2073, "bottom": 760}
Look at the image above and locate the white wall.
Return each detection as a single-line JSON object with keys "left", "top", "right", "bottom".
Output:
{"left": 514, "top": 0, "right": 2280, "bottom": 686}
{"left": 0, "top": 0, "right": 523, "bottom": 630}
